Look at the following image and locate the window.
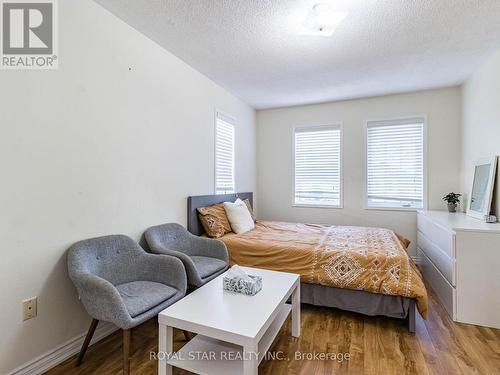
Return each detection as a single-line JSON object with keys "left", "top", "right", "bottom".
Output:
{"left": 294, "top": 125, "right": 342, "bottom": 207}
{"left": 215, "top": 112, "right": 235, "bottom": 194}
{"left": 366, "top": 118, "right": 425, "bottom": 209}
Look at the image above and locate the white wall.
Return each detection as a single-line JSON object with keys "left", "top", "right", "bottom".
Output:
{"left": 257, "top": 87, "right": 462, "bottom": 256}
{"left": 462, "top": 49, "right": 500, "bottom": 217}
{"left": 0, "top": 0, "right": 255, "bottom": 373}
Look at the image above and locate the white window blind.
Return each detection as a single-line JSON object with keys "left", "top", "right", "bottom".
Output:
{"left": 366, "top": 118, "right": 424, "bottom": 209}
{"left": 294, "top": 125, "right": 341, "bottom": 206}
{"left": 215, "top": 112, "right": 235, "bottom": 195}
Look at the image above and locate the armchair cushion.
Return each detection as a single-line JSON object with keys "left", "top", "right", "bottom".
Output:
{"left": 190, "top": 256, "right": 227, "bottom": 279}
{"left": 116, "top": 281, "right": 177, "bottom": 318}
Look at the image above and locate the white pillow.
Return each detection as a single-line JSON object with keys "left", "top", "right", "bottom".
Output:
{"left": 223, "top": 198, "right": 255, "bottom": 234}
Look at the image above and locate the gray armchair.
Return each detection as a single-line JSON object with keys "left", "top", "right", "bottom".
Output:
{"left": 145, "top": 223, "right": 229, "bottom": 288}
{"left": 67, "top": 234, "right": 186, "bottom": 374}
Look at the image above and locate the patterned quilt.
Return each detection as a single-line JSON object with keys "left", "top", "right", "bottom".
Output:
{"left": 220, "top": 221, "right": 428, "bottom": 317}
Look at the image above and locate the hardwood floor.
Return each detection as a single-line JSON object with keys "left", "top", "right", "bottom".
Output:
{"left": 45, "top": 286, "right": 500, "bottom": 375}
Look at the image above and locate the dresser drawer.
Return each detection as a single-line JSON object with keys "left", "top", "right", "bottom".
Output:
{"left": 418, "top": 248, "right": 456, "bottom": 319}
{"left": 417, "top": 231, "right": 456, "bottom": 286}
{"left": 417, "top": 213, "right": 455, "bottom": 258}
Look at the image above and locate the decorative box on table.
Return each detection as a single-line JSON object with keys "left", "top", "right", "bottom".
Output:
{"left": 223, "top": 274, "right": 262, "bottom": 296}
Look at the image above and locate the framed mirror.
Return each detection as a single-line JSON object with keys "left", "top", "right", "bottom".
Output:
{"left": 467, "top": 156, "right": 498, "bottom": 219}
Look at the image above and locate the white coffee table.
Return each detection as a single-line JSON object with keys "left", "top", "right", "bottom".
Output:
{"left": 158, "top": 267, "right": 300, "bottom": 375}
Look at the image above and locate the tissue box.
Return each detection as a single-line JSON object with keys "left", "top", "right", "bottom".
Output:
{"left": 223, "top": 275, "right": 262, "bottom": 296}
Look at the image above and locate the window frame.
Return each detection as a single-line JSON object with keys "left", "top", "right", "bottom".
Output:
{"left": 292, "top": 123, "right": 344, "bottom": 209}
{"left": 214, "top": 109, "right": 236, "bottom": 195}
{"left": 364, "top": 115, "right": 428, "bottom": 211}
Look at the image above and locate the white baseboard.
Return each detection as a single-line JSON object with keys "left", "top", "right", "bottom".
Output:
{"left": 7, "top": 321, "right": 118, "bottom": 375}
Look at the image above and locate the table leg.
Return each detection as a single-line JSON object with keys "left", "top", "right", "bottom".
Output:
{"left": 243, "top": 344, "right": 258, "bottom": 375}
{"left": 291, "top": 282, "right": 301, "bottom": 337}
{"left": 158, "top": 324, "right": 173, "bottom": 375}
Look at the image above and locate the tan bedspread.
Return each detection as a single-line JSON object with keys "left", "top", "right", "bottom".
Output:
{"left": 220, "top": 221, "right": 428, "bottom": 317}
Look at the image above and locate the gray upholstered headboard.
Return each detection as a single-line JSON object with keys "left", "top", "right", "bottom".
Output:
{"left": 187, "top": 192, "right": 253, "bottom": 235}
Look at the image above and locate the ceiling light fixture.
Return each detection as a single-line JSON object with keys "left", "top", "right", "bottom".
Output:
{"left": 301, "top": 3, "right": 348, "bottom": 36}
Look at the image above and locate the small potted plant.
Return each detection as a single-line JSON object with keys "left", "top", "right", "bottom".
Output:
{"left": 443, "top": 192, "right": 461, "bottom": 213}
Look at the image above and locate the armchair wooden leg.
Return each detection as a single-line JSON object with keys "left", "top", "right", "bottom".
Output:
{"left": 123, "top": 329, "right": 131, "bottom": 375}
{"left": 76, "top": 319, "right": 99, "bottom": 367}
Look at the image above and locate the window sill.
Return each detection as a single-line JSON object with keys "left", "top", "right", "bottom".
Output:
{"left": 293, "top": 204, "right": 343, "bottom": 209}
{"left": 364, "top": 206, "right": 421, "bottom": 212}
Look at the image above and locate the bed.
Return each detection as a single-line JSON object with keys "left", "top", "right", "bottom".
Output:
{"left": 187, "top": 192, "right": 427, "bottom": 332}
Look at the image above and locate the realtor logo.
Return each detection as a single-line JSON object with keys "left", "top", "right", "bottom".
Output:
{"left": 1, "top": 0, "right": 58, "bottom": 69}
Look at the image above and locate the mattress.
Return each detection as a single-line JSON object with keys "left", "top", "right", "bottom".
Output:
{"left": 219, "top": 220, "right": 427, "bottom": 317}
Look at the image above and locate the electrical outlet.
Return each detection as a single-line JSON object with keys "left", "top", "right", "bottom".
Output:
{"left": 22, "top": 297, "right": 37, "bottom": 321}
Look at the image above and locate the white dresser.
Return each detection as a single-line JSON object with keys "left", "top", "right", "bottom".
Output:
{"left": 417, "top": 210, "right": 500, "bottom": 329}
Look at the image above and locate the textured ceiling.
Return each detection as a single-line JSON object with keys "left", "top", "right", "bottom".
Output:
{"left": 94, "top": 0, "right": 500, "bottom": 109}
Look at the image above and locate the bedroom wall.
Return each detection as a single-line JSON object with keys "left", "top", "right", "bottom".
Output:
{"left": 462, "top": 48, "right": 500, "bottom": 218}
{"left": 256, "top": 87, "right": 462, "bottom": 256}
{"left": 0, "top": 0, "right": 256, "bottom": 373}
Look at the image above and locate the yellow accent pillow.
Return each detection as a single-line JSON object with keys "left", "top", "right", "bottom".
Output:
{"left": 243, "top": 199, "right": 256, "bottom": 222}
{"left": 197, "top": 203, "right": 232, "bottom": 238}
